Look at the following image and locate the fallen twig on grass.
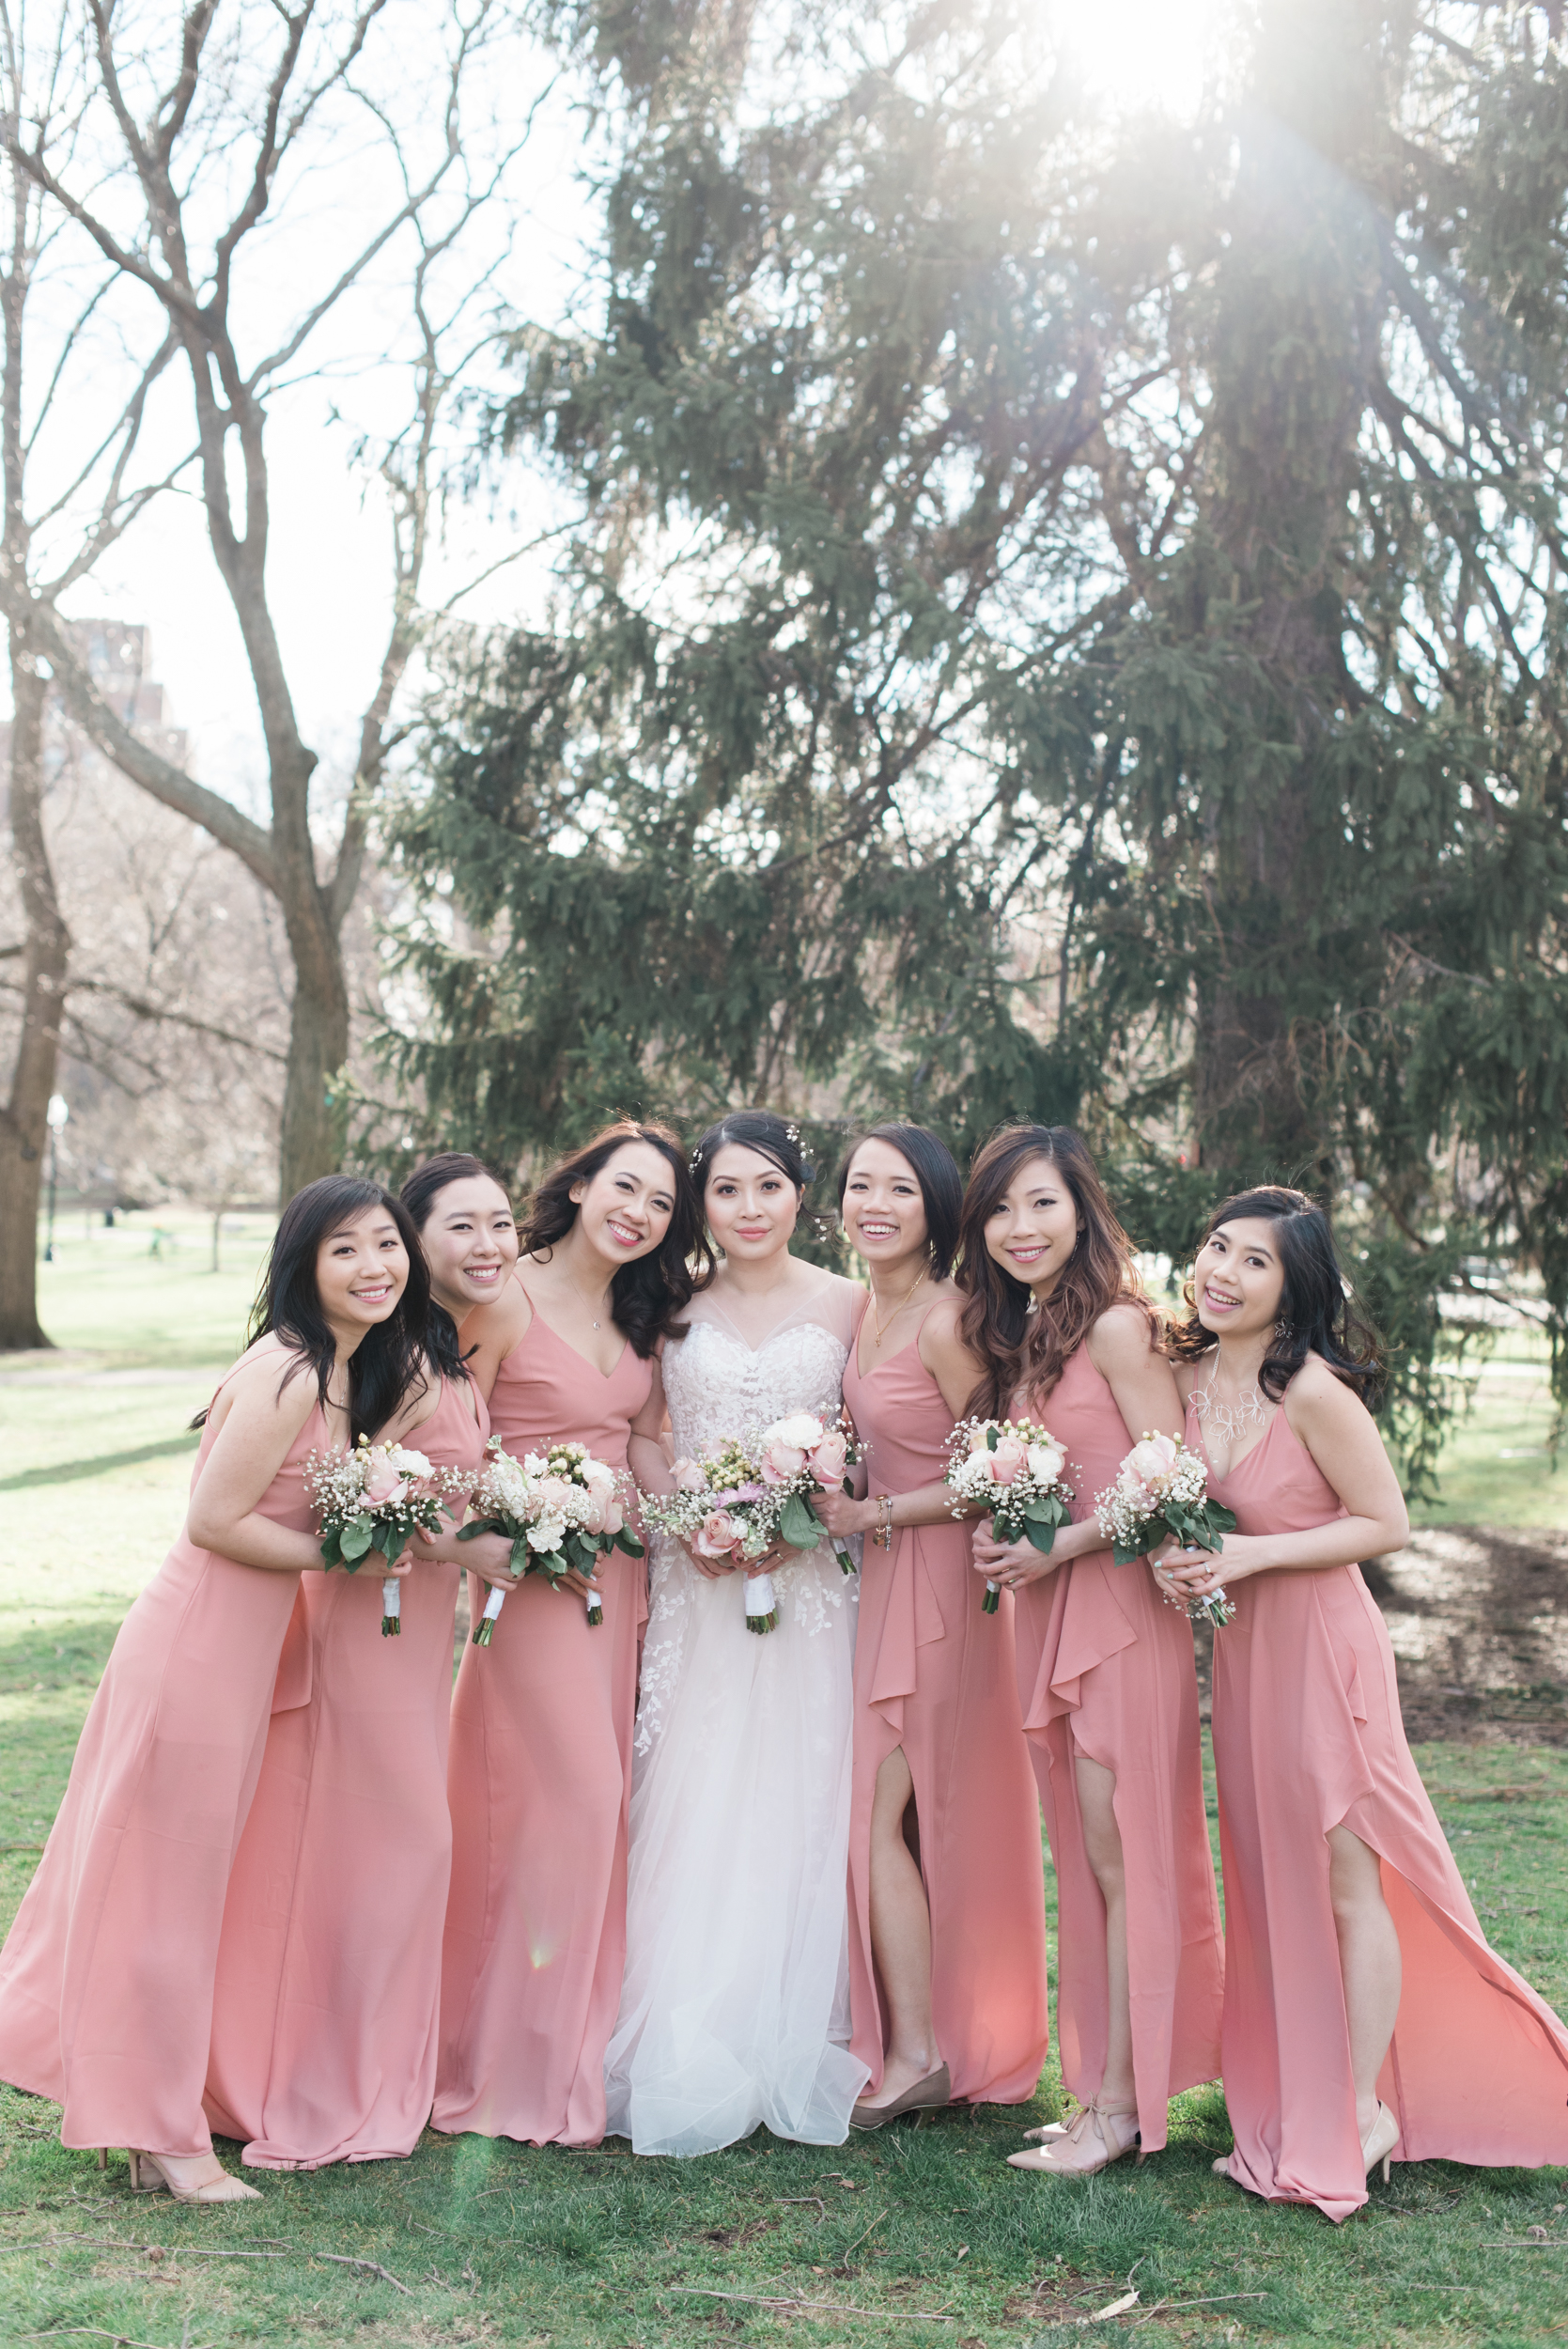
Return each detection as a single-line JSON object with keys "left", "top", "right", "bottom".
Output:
{"left": 668, "top": 2286, "right": 953, "bottom": 2321}
{"left": 21, "top": 2330, "right": 211, "bottom": 2348}
{"left": 1132, "top": 2294, "right": 1267, "bottom": 2326}
{"left": 1480, "top": 2240, "right": 1567, "bottom": 2249}
{"left": 840, "top": 2207, "right": 887, "bottom": 2262}
{"left": 17, "top": 2232, "right": 409, "bottom": 2291}
{"left": 308, "top": 2251, "right": 411, "bottom": 2294}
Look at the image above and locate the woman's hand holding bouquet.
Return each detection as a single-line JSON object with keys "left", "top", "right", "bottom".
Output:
{"left": 1094, "top": 1433, "right": 1238, "bottom": 1628}
{"left": 304, "top": 1439, "right": 469, "bottom": 1637}
{"left": 945, "top": 1419, "right": 1074, "bottom": 1613}
{"left": 644, "top": 1409, "right": 864, "bottom": 1636}
{"left": 459, "top": 1438, "right": 644, "bottom": 1644}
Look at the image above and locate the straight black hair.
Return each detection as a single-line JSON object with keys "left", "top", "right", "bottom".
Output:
{"left": 837, "top": 1124, "right": 963, "bottom": 1276}
{"left": 195, "top": 1174, "right": 459, "bottom": 1442}
{"left": 400, "top": 1153, "right": 513, "bottom": 1372}
{"left": 1168, "top": 1185, "right": 1387, "bottom": 1410}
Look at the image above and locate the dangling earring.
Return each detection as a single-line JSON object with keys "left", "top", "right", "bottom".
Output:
{"left": 1274, "top": 1317, "right": 1293, "bottom": 1344}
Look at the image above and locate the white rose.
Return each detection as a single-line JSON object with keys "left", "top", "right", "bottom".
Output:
{"left": 388, "top": 1446, "right": 434, "bottom": 1478}
{"left": 1026, "top": 1443, "right": 1065, "bottom": 1485}
{"left": 768, "top": 1411, "right": 826, "bottom": 1451}
{"left": 527, "top": 1518, "right": 566, "bottom": 1551}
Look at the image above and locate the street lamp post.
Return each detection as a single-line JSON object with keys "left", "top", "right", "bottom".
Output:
{"left": 42, "top": 1094, "right": 69, "bottom": 1263}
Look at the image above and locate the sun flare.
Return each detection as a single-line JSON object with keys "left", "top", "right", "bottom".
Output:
{"left": 1051, "top": 0, "right": 1226, "bottom": 120}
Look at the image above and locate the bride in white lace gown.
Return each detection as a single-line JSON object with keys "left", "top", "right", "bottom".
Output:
{"left": 605, "top": 1114, "right": 870, "bottom": 2155}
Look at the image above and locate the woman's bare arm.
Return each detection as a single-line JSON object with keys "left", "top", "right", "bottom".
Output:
{"left": 185, "top": 1349, "right": 327, "bottom": 1572}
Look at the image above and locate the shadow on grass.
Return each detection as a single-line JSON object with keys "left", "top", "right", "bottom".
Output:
{"left": 0, "top": 1434, "right": 199, "bottom": 1492}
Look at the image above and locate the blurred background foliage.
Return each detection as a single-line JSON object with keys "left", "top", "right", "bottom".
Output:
{"left": 373, "top": 0, "right": 1568, "bottom": 1485}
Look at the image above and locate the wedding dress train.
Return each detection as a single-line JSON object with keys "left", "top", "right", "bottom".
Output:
{"left": 603, "top": 1276, "right": 869, "bottom": 2155}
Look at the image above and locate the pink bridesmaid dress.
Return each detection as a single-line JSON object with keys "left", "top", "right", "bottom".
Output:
{"left": 204, "top": 1374, "right": 489, "bottom": 2166}
{"left": 843, "top": 1317, "right": 1049, "bottom": 2105}
{"left": 1017, "top": 1346, "right": 1224, "bottom": 2151}
{"left": 1199, "top": 1393, "right": 1568, "bottom": 2219}
{"left": 434, "top": 1295, "right": 652, "bottom": 2145}
{"left": 0, "top": 1347, "right": 317, "bottom": 2156}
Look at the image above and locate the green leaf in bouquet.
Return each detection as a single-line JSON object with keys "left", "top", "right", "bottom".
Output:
{"left": 778, "top": 1491, "right": 822, "bottom": 1548}
{"left": 318, "top": 1527, "right": 344, "bottom": 1568}
{"left": 1025, "top": 1517, "right": 1060, "bottom": 1554}
{"left": 985, "top": 1425, "right": 1000, "bottom": 1451}
{"left": 614, "top": 1526, "right": 645, "bottom": 1557}
{"left": 1112, "top": 1537, "right": 1149, "bottom": 1566}
{"left": 339, "top": 1517, "right": 375, "bottom": 1563}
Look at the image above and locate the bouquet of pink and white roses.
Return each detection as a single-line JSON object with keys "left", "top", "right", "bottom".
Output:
{"left": 945, "top": 1418, "right": 1075, "bottom": 1613}
{"left": 1094, "top": 1432, "right": 1238, "bottom": 1628}
{"left": 459, "top": 1437, "right": 644, "bottom": 1644}
{"left": 643, "top": 1408, "right": 863, "bottom": 1635}
{"left": 303, "top": 1437, "right": 467, "bottom": 1636}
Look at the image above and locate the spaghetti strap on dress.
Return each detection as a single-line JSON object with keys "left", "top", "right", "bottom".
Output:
{"left": 205, "top": 1374, "right": 490, "bottom": 2165}
{"left": 436, "top": 1290, "right": 652, "bottom": 2145}
{"left": 842, "top": 1308, "right": 1048, "bottom": 2106}
{"left": 0, "top": 1348, "right": 318, "bottom": 2156}
{"left": 1200, "top": 1395, "right": 1568, "bottom": 2218}
{"left": 1015, "top": 1346, "right": 1224, "bottom": 2150}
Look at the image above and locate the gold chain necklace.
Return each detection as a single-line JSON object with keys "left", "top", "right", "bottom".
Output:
{"left": 868, "top": 1259, "right": 927, "bottom": 1347}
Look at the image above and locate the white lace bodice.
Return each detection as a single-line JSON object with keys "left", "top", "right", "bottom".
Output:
{"left": 635, "top": 1276, "right": 861, "bottom": 1757}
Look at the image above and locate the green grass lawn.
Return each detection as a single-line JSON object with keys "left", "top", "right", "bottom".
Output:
{"left": 0, "top": 1233, "right": 1565, "bottom": 2345}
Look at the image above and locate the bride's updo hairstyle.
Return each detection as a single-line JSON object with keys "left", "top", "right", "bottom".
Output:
{"left": 520, "top": 1119, "right": 708, "bottom": 1356}
{"left": 956, "top": 1124, "right": 1154, "bottom": 1418}
{"left": 1167, "top": 1185, "right": 1387, "bottom": 1408}
{"left": 836, "top": 1123, "right": 962, "bottom": 1275}
{"left": 689, "top": 1109, "right": 814, "bottom": 1194}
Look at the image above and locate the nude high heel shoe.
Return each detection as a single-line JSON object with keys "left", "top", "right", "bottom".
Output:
{"left": 1360, "top": 2100, "right": 1399, "bottom": 2183}
{"left": 127, "top": 2150, "right": 261, "bottom": 2204}
{"left": 1007, "top": 2096, "right": 1142, "bottom": 2174}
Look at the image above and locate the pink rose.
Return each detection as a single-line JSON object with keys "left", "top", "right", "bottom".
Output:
{"left": 760, "top": 1438, "right": 808, "bottom": 1486}
{"left": 1127, "top": 1434, "right": 1178, "bottom": 1486}
{"left": 363, "top": 1462, "right": 406, "bottom": 1506}
{"left": 808, "top": 1429, "right": 849, "bottom": 1488}
{"left": 535, "top": 1474, "right": 574, "bottom": 1514}
{"left": 693, "top": 1511, "right": 742, "bottom": 1559}
{"left": 989, "top": 1435, "right": 1028, "bottom": 1486}
{"left": 673, "top": 1457, "right": 706, "bottom": 1493}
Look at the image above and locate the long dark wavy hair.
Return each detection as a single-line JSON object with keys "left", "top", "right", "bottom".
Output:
{"left": 837, "top": 1123, "right": 963, "bottom": 1276}
{"left": 520, "top": 1120, "right": 707, "bottom": 1356}
{"left": 400, "top": 1152, "right": 513, "bottom": 1371}
{"left": 198, "top": 1175, "right": 457, "bottom": 1442}
{"left": 956, "top": 1126, "right": 1155, "bottom": 1417}
{"left": 1167, "top": 1185, "right": 1388, "bottom": 1410}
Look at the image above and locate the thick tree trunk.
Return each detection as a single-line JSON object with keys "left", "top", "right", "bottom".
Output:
{"left": 1190, "top": 0, "right": 1389, "bottom": 1185}
{"left": 277, "top": 886, "right": 350, "bottom": 1203}
{"left": 0, "top": 645, "right": 68, "bottom": 1348}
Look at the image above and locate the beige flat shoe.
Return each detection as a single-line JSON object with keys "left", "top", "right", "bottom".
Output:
{"left": 1007, "top": 2096, "right": 1142, "bottom": 2174}
{"left": 128, "top": 2150, "right": 261, "bottom": 2203}
{"left": 850, "top": 2062, "right": 951, "bottom": 2131}
{"left": 1211, "top": 2153, "right": 1233, "bottom": 2176}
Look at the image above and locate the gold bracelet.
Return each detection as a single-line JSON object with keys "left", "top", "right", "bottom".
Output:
{"left": 873, "top": 1494, "right": 894, "bottom": 1549}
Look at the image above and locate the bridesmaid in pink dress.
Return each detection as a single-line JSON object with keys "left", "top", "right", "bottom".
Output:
{"left": 817, "top": 1126, "right": 1048, "bottom": 2124}
{"left": 205, "top": 1157, "right": 516, "bottom": 2166}
{"left": 0, "top": 1175, "right": 442, "bottom": 2203}
{"left": 435, "top": 1121, "right": 707, "bottom": 2146}
{"left": 1163, "top": 1186, "right": 1568, "bottom": 2219}
{"left": 957, "top": 1127, "right": 1223, "bottom": 2175}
